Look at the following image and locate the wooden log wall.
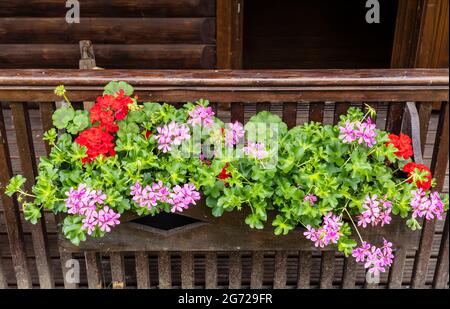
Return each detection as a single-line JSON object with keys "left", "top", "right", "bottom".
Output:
{"left": 0, "top": 0, "right": 216, "bottom": 69}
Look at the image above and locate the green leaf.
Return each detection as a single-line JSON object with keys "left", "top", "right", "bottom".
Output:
{"left": 67, "top": 111, "right": 90, "bottom": 134}
{"left": 23, "top": 203, "right": 42, "bottom": 224}
{"left": 5, "top": 175, "right": 27, "bottom": 196}
{"left": 52, "top": 107, "right": 75, "bottom": 129}
{"left": 103, "top": 81, "right": 134, "bottom": 96}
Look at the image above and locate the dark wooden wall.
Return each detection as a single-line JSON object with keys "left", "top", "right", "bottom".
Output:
{"left": 0, "top": 0, "right": 216, "bottom": 69}
{"left": 243, "top": 0, "right": 398, "bottom": 69}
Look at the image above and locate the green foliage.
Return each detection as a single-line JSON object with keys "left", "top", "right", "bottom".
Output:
{"left": 5, "top": 175, "right": 26, "bottom": 197}
{"left": 104, "top": 81, "right": 134, "bottom": 96}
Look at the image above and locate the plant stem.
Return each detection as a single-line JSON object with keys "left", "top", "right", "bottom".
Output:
{"left": 344, "top": 208, "right": 364, "bottom": 244}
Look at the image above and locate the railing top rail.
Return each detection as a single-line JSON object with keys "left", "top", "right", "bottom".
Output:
{"left": 0, "top": 69, "right": 448, "bottom": 102}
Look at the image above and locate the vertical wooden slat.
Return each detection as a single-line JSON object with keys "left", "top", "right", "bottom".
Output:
{"left": 388, "top": 248, "right": 407, "bottom": 289}
{"left": 412, "top": 101, "right": 449, "bottom": 288}
{"left": 386, "top": 103, "right": 405, "bottom": 134}
{"left": 205, "top": 252, "right": 218, "bottom": 289}
{"left": 341, "top": 256, "right": 357, "bottom": 289}
{"left": 282, "top": 103, "right": 297, "bottom": 129}
{"left": 85, "top": 252, "right": 103, "bottom": 289}
{"left": 273, "top": 251, "right": 287, "bottom": 289}
{"left": 135, "top": 251, "right": 151, "bottom": 289}
{"left": 250, "top": 251, "right": 264, "bottom": 289}
{"left": 229, "top": 252, "right": 241, "bottom": 289}
{"left": 297, "top": 251, "right": 311, "bottom": 289}
{"left": 0, "top": 247, "right": 7, "bottom": 289}
{"left": 59, "top": 249, "right": 78, "bottom": 289}
{"left": 10, "top": 102, "right": 54, "bottom": 289}
{"left": 181, "top": 252, "right": 194, "bottom": 289}
{"left": 417, "top": 103, "right": 433, "bottom": 151}
{"left": 319, "top": 251, "right": 335, "bottom": 289}
{"left": 110, "top": 252, "right": 126, "bottom": 289}
{"left": 433, "top": 214, "right": 449, "bottom": 288}
{"left": 334, "top": 102, "right": 350, "bottom": 125}
{"left": 256, "top": 102, "right": 271, "bottom": 113}
{"left": 230, "top": 102, "right": 244, "bottom": 123}
{"left": 158, "top": 251, "right": 171, "bottom": 289}
{"left": 0, "top": 103, "right": 32, "bottom": 289}
{"left": 364, "top": 275, "right": 379, "bottom": 289}
{"left": 430, "top": 101, "right": 449, "bottom": 191}
{"left": 309, "top": 102, "right": 325, "bottom": 123}
{"left": 216, "top": 0, "right": 243, "bottom": 69}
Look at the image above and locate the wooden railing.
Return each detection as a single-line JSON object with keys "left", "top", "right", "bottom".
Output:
{"left": 0, "top": 69, "right": 448, "bottom": 289}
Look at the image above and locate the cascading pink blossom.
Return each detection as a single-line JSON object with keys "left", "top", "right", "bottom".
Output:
{"left": 187, "top": 105, "right": 215, "bottom": 128}
{"left": 243, "top": 142, "right": 269, "bottom": 159}
{"left": 339, "top": 117, "right": 377, "bottom": 148}
{"left": 357, "top": 194, "right": 392, "bottom": 228}
{"left": 65, "top": 184, "right": 120, "bottom": 235}
{"left": 225, "top": 121, "right": 246, "bottom": 147}
{"left": 410, "top": 188, "right": 445, "bottom": 220}
{"left": 352, "top": 238, "right": 394, "bottom": 276}
{"left": 154, "top": 121, "right": 191, "bottom": 153}
{"left": 303, "top": 212, "right": 343, "bottom": 248}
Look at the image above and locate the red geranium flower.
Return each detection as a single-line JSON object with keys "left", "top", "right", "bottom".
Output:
{"left": 218, "top": 163, "right": 232, "bottom": 182}
{"left": 386, "top": 133, "right": 414, "bottom": 159}
{"left": 75, "top": 127, "right": 116, "bottom": 164}
{"left": 89, "top": 89, "right": 132, "bottom": 132}
{"left": 144, "top": 130, "right": 152, "bottom": 139}
{"left": 403, "top": 162, "right": 432, "bottom": 190}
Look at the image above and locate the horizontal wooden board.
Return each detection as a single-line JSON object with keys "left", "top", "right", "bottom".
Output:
{"left": 0, "top": 0, "right": 215, "bottom": 17}
{"left": 0, "top": 18, "right": 215, "bottom": 44}
{"left": 0, "top": 44, "right": 216, "bottom": 69}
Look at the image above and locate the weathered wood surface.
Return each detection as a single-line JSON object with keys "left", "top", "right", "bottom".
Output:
{"left": 0, "top": 69, "right": 448, "bottom": 102}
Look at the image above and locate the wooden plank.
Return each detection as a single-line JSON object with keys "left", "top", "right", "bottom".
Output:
{"left": 256, "top": 102, "right": 271, "bottom": 113}
{"left": 417, "top": 103, "right": 433, "bottom": 151}
{"left": 0, "top": 247, "right": 7, "bottom": 288}
{"left": 297, "top": 251, "right": 311, "bottom": 289}
{"left": 0, "top": 103, "right": 32, "bottom": 289}
{"left": 431, "top": 102, "right": 449, "bottom": 191}
{"left": 333, "top": 102, "right": 350, "bottom": 125}
{"left": 309, "top": 102, "right": 325, "bottom": 123}
{"left": 84, "top": 252, "right": 103, "bottom": 289}
{"left": 250, "top": 251, "right": 264, "bottom": 289}
{"left": 135, "top": 251, "right": 151, "bottom": 289}
{"left": 110, "top": 252, "right": 126, "bottom": 289}
{"left": 0, "top": 44, "right": 216, "bottom": 69}
{"left": 0, "top": 18, "right": 215, "bottom": 45}
{"left": 230, "top": 102, "right": 244, "bottom": 123}
{"left": 341, "top": 256, "right": 357, "bottom": 289}
{"left": 319, "top": 251, "right": 334, "bottom": 289}
{"left": 391, "top": 0, "right": 422, "bottom": 68}
{"left": 181, "top": 252, "right": 194, "bottom": 289}
{"left": 205, "top": 252, "right": 217, "bottom": 289}
{"left": 158, "top": 251, "right": 171, "bottom": 289}
{"left": 39, "top": 102, "right": 55, "bottom": 153}
{"left": 0, "top": 0, "right": 216, "bottom": 17}
{"left": 282, "top": 103, "right": 297, "bottom": 129}
{"left": 216, "top": 0, "right": 243, "bottom": 69}
{"left": 433, "top": 215, "right": 449, "bottom": 288}
{"left": 387, "top": 248, "right": 407, "bottom": 289}
{"left": 59, "top": 249, "right": 78, "bottom": 289}
{"left": 386, "top": 102, "right": 405, "bottom": 134}
{"left": 273, "top": 251, "right": 287, "bottom": 289}
{"left": 10, "top": 102, "right": 54, "bottom": 289}
{"left": 229, "top": 252, "right": 242, "bottom": 289}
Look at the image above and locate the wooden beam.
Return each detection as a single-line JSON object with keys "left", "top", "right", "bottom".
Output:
{"left": 216, "top": 0, "right": 243, "bottom": 69}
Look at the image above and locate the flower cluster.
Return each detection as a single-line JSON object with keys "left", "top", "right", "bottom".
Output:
{"left": 218, "top": 163, "right": 232, "bottom": 181}
{"left": 352, "top": 239, "right": 394, "bottom": 275}
{"left": 304, "top": 213, "right": 343, "bottom": 248}
{"left": 65, "top": 184, "right": 120, "bottom": 235}
{"left": 357, "top": 195, "right": 392, "bottom": 228}
{"left": 170, "top": 184, "right": 201, "bottom": 213}
{"left": 130, "top": 181, "right": 201, "bottom": 213}
{"left": 130, "top": 181, "right": 170, "bottom": 210}
{"left": 188, "top": 105, "right": 215, "bottom": 128}
{"left": 403, "top": 162, "right": 432, "bottom": 190}
{"left": 386, "top": 133, "right": 414, "bottom": 159}
{"left": 75, "top": 89, "right": 132, "bottom": 163}
{"left": 304, "top": 194, "right": 318, "bottom": 205}
{"left": 339, "top": 118, "right": 377, "bottom": 147}
{"left": 243, "top": 142, "right": 269, "bottom": 159}
{"left": 225, "top": 121, "right": 246, "bottom": 147}
{"left": 410, "top": 188, "right": 445, "bottom": 220}
{"left": 74, "top": 127, "right": 116, "bottom": 164}
{"left": 90, "top": 89, "right": 132, "bottom": 133}
{"left": 154, "top": 122, "right": 191, "bottom": 153}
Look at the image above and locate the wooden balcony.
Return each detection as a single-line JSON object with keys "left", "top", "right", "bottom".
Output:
{"left": 0, "top": 68, "right": 448, "bottom": 289}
